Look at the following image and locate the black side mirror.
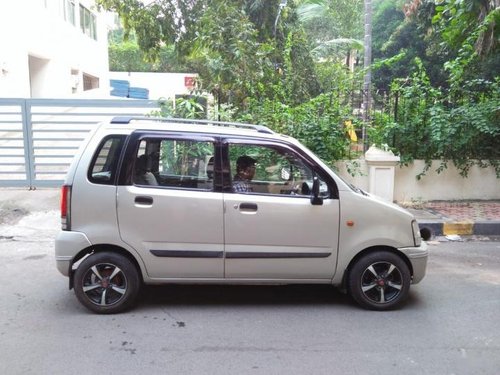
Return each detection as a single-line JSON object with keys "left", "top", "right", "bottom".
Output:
{"left": 310, "top": 177, "right": 323, "bottom": 206}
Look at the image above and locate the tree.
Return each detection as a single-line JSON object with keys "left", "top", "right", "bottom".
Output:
{"left": 433, "top": 0, "right": 499, "bottom": 57}
{"left": 97, "top": 0, "right": 323, "bottom": 109}
{"left": 108, "top": 30, "right": 193, "bottom": 72}
{"left": 371, "top": 0, "right": 451, "bottom": 91}
{"left": 432, "top": 0, "right": 500, "bottom": 85}
{"left": 368, "top": 1, "right": 500, "bottom": 177}
{"left": 186, "top": 2, "right": 271, "bottom": 106}
{"left": 297, "top": 0, "right": 364, "bottom": 64}
{"left": 298, "top": 0, "right": 364, "bottom": 41}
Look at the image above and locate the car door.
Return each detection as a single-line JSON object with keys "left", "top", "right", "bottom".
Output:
{"left": 223, "top": 139, "right": 340, "bottom": 280}
{"left": 117, "top": 132, "right": 224, "bottom": 279}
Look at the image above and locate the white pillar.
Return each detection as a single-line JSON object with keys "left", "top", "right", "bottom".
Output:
{"left": 365, "top": 145, "right": 400, "bottom": 202}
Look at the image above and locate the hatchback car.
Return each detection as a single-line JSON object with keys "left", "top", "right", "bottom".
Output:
{"left": 55, "top": 117, "right": 428, "bottom": 314}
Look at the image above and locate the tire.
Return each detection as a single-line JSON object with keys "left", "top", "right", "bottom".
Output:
{"left": 73, "top": 252, "right": 140, "bottom": 314}
{"left": 347, "top": 251, "right": 411, "bottom": 311}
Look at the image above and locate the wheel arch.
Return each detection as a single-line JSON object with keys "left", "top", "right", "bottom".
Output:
{"left": 341, "top": 246, "right": 414, "bottom": 290}
{"left": 69, "top": 244, "right": 144, "bottom": 289}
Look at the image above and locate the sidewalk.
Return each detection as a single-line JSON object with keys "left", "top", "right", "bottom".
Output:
{"left": 408, "top": 200, "right": 500, "bottom": 237}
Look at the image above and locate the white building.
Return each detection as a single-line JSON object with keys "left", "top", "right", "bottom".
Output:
{"left": 0, "top": 0, "right": 110, "bottom": 98}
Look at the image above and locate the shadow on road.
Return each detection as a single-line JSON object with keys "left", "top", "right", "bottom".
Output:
{"left": 139, "top": 284, "right": 353, "bottom": 308}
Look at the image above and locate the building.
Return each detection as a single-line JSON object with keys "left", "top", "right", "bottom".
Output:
{"left": 0, "top": 0, "right": 110, "bottom": 98}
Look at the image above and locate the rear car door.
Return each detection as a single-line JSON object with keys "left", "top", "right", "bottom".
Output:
{"left": 117, "top": 132, "right": 224, "bottom": 279}
{"left": 223, "top": 139, "right": 340, "bottom": 280}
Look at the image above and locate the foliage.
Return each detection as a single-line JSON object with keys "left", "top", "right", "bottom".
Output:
{"left": 432, "top": 0, "right": 499, "bottom": 58}
{"left": 236, "top": 85, "right": 358, "bottom": 165}
{"left": 160, "top": 139, "right": 212, "bottom": 176}
{"left": 99, "top": 0, "right": 500, "bottom": 178}
{"left": 99, "top": 0, "right": 323, "bottom": 110}
{"left": 368, "top": 0, "right": 499, "bottom": 178}
{"left": 372, "top": 0, "right": 499, "bottom": 90}
{"left": 369, "top": 59, "right": 500, "bottom": 178}
{"left": 297, "top": 0, "right": 364, "bottom": 63}
{"left": 298, "top": 0, "right": 364, "bottom": 40}
{"left": 372, "top": 0, "right": 451, "bottom": 90}
{"left": 187, "top": 2, "right": 273, "bottom": 107}
{"left": 108, "top": 41, "right": 191, "bottom": 73}
{"left": 439, "top": 4, "right": 500, "bottom": 90}
{"left": 151, "top": 96, "right": 206, "bottom": 119}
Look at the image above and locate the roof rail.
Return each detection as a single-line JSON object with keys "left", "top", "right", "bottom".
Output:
{"left": 110, "top": 116, "right": 274, "bottom": 134}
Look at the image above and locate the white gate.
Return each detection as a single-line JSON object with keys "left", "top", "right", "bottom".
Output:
{"left": 0, "top": 98, "right": 159, "bottom": 188}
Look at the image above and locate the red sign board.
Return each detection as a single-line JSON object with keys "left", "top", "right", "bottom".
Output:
{"left": 184, "top": 76, "right": 195, "bottom": 88}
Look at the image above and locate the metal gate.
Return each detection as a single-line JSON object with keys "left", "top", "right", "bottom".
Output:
{"left": 0, "top": 98, "right": 159, "bottom": 188}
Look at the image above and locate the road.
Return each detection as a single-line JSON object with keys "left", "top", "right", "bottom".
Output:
{"left": 0, "top": 209, "right": 499, "bottom": 374}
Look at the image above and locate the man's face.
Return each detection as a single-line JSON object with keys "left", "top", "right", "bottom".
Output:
{"left": 240, "top": 164, "right": 256, "bottom": 180}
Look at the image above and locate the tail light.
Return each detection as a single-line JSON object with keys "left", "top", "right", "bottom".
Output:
{"left": 61, "top": 185, "right": 71, "bottom": 230}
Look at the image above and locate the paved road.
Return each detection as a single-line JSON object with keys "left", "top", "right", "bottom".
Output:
{"left": 0, "top": 210, "right": 499, "bottom": 375}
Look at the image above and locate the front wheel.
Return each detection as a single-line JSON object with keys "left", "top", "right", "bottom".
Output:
{"left": 73, "top": 252, "right": 140, "bottom": 314}
{"left": 348, "top": 251, "right": 411, "bottom": 311}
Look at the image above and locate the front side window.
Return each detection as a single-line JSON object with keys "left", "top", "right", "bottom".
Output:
{"left": 228, "top": 143, "right": 329, "bottom": 197}
{"left": 88, "top": 135, "right": 125, "bottom": 184}
{"left": 133, "top": 138, "right": 215, "bottom": 190}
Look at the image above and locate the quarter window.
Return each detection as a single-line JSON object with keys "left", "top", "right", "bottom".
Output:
{"left": 88, "top": 135, "right": 125, "bottom": 184}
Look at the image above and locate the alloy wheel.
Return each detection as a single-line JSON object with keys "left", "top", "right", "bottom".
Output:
{"left": 360, "top": 261, "right": 404, "bottom": 304}
{"left": 81, "top": 263, "right": 128, "bottom": 307}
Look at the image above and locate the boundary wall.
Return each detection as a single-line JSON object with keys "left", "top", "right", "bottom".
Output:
{"left": 336, "top": 159, "right": 500, "bottom": 202}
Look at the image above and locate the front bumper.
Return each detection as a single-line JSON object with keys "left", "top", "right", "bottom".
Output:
{"left": 55, "top": 231, "right": 92, "bottom": 276}
{"left": 398, "top": 241, "right": 428, "bottom": 284}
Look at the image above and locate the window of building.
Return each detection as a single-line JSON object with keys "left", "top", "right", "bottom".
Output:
{"left": 79, "top": 4, "right": 97, "bottom": 40}
{"left": 63, "top": 0, "right": 76, "bottom": 25}
{"left": 82, "top": 73, "right": 99, "bottom": 91}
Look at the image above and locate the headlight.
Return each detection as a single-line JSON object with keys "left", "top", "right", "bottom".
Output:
{"left": 412, "top": 220, "right": 422, "bottom": 246}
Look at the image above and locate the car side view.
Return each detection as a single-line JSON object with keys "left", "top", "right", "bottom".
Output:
{"left": 55, "top": 117, "right": 428, "bottom": 314}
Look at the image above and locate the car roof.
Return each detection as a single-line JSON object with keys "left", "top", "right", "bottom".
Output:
{"left": 101, "top": 116, "right": 294, "bottom": 143}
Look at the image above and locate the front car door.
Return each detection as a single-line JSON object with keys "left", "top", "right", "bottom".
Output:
{"left": 223, "top": 139, "right": 340, "bottom": 280}
{"left": 117, "top": 132, "right": 224, "bottom": 279}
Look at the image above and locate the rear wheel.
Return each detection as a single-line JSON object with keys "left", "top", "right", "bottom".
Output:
{"left": 348, "top": 251, "right": 411, "bottom": 311}
{"left": 73, "top": 252, "right": 140, "bottom": 314}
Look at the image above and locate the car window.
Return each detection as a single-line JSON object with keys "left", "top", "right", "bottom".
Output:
{"left": 88, "top": 135, "right": 125, "bottom": 185}
{"left": 133, "top": 138, "right": 215, "bottom": 190}
{"left": 228, "top": 143, "right": 329, "bottom": 197}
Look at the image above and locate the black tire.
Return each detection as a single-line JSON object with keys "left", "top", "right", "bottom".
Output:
{"left": 73, "top": 252, "right": 140, "bottom": 314}
{"left": 347, "top": 251, "right": 411, "bottom": 311}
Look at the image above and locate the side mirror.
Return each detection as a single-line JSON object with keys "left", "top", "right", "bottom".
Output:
{"left": 310, "top": 177, "right": 323, "bottom": 206}
{"left": 280, "top": 167, "right": 291, "bottom": 181}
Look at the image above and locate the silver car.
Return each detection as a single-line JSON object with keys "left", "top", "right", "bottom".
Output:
{"left": 55, "top": 117, "right": 428, "bottom": 314}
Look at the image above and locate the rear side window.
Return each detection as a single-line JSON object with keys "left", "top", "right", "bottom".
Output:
{"left": 88, "top": 135, "right": 125, "bottom": 184}
{"left": 132, "top": 138, "right": 215, "bottom": 190}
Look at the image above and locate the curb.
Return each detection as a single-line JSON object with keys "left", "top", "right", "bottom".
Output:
{"left": 418, "top": 221, "right": 500, "bottom": 236}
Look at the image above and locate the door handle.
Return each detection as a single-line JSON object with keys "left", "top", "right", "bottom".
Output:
{"left": 135, "top": 196, "right": 154, "bottom": 206}
{"left": 238, "top": 202, "right": 258, "bottom": 212}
